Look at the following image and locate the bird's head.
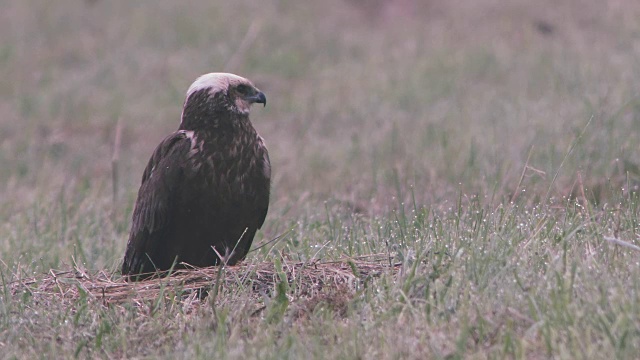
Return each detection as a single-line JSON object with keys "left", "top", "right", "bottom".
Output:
{"left": 181, "top": 73, "right": 266, "bottom": 129}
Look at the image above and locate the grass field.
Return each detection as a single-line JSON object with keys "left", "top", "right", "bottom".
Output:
{"left": 2, "top": 0, "right": 640, "bottom": 358}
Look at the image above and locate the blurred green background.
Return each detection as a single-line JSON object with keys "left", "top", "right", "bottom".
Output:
{"left": 1, "top": 0, "right": 639, "bottom": 270}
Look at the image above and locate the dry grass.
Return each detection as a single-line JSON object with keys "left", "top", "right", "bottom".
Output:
{"left": 8, "top": 258, "right": 398, "bottom": 309}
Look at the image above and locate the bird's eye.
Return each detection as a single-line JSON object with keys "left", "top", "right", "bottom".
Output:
{"left": 236, "top": 84, "right": 250, "bottom": 95}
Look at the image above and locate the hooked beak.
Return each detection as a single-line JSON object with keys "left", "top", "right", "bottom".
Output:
{"left": 248, "top": 91, "right": 267, "bottom": 107}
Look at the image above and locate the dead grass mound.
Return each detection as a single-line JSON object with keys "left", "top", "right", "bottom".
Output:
{"left": 8, "top": 258, "right": 399, "bottom": 309}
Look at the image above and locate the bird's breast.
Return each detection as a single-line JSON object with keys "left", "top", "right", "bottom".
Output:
{"left": 187, "top": 136, "right": 266, "bottom": 201}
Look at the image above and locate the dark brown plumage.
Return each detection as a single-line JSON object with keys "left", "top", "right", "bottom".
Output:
{"left": 122, "top": 73, "right": 270, "bottom": 280}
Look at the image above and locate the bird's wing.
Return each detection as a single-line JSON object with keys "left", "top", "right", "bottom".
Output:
{"left": 121, "top": 131, "right": 194, "bottom": 276}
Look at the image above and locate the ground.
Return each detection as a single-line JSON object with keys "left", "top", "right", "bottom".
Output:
{"left": 1, "top": 0, "right": 640, "bottom": 358}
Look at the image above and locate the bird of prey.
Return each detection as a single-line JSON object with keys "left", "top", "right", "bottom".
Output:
{"left": 121, "top": 73, "right": 270, "bottom": 280}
